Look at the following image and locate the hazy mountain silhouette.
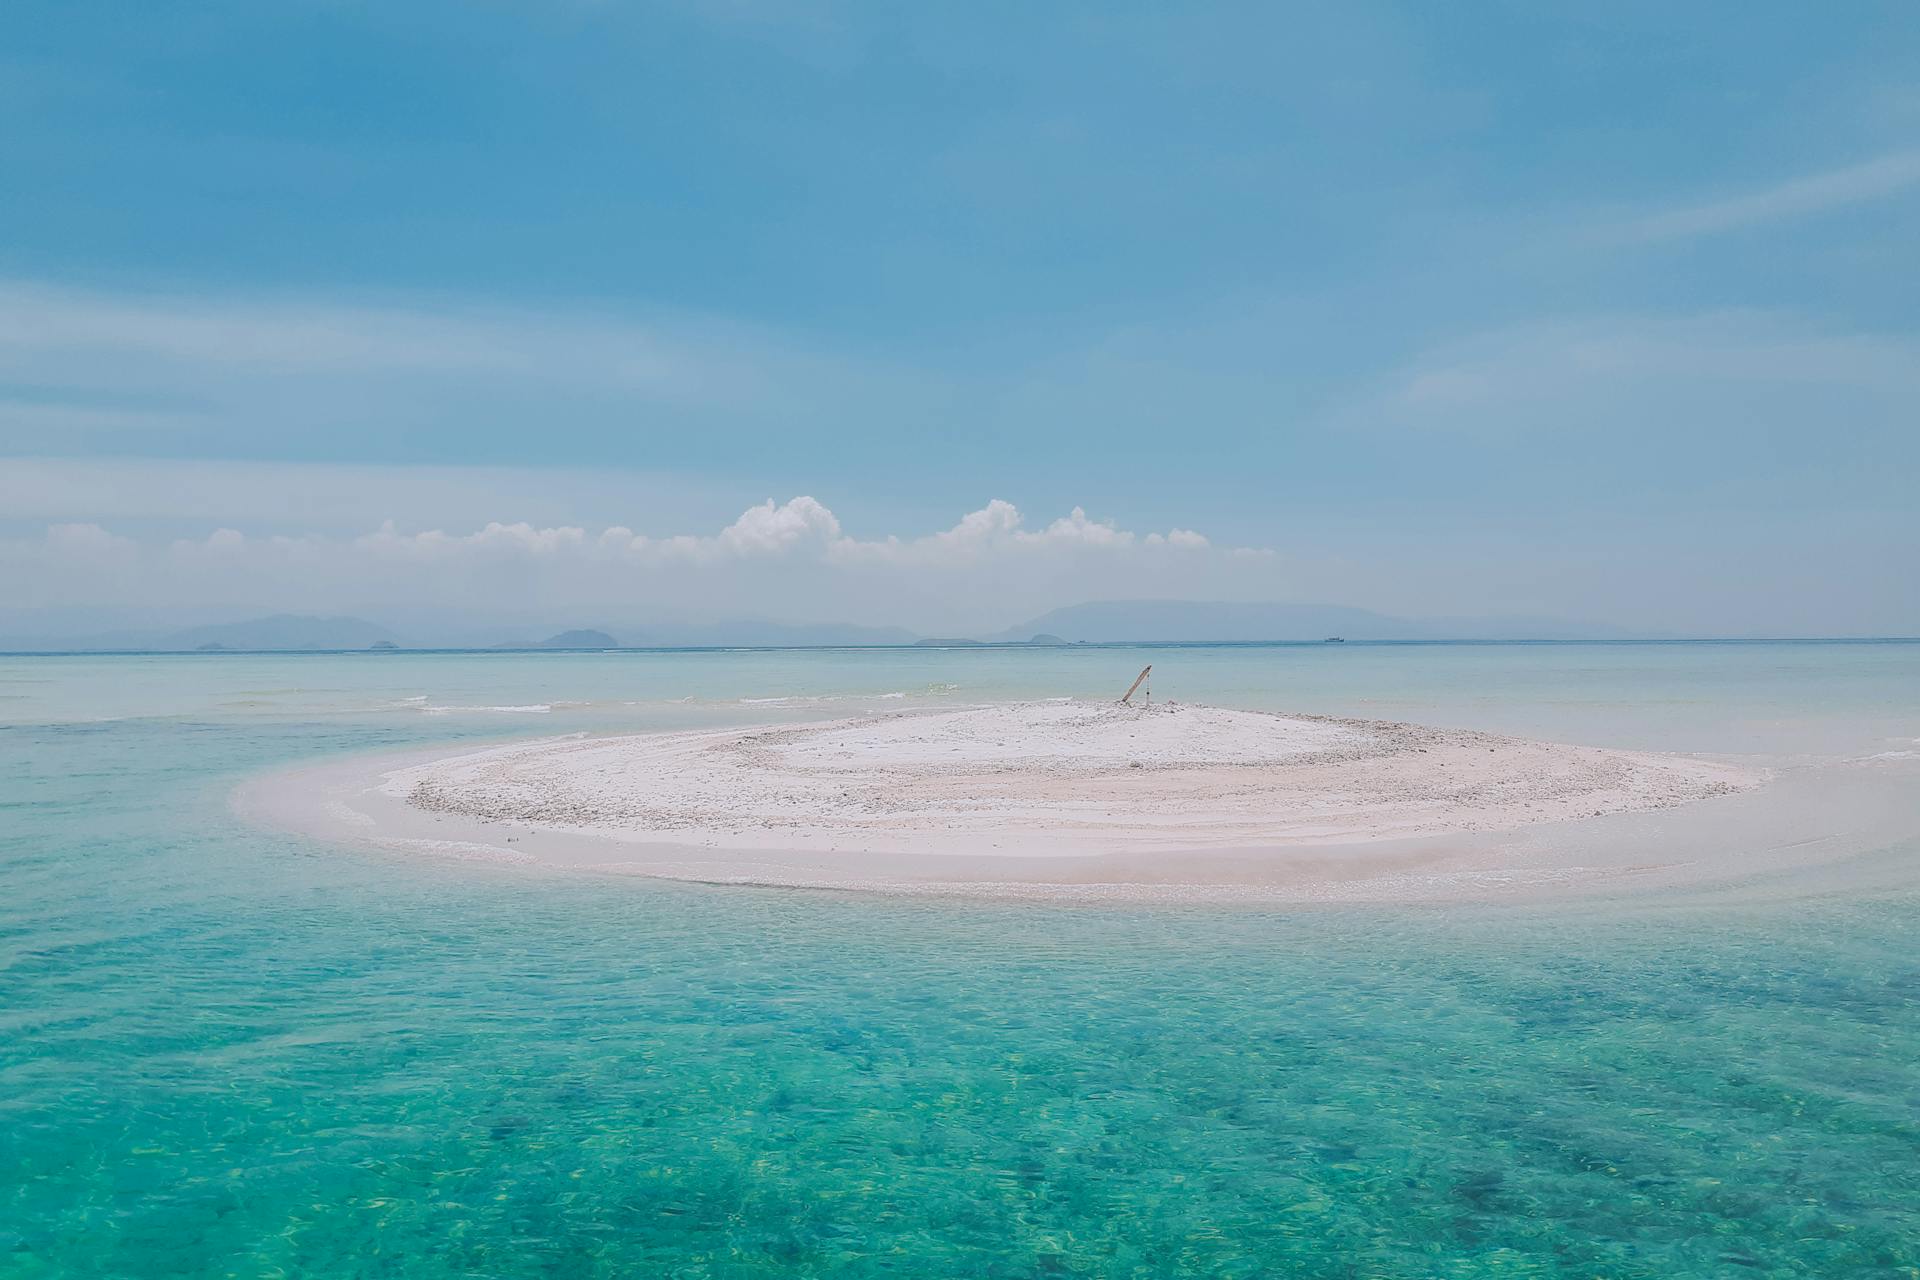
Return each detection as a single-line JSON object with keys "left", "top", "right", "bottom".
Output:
{"left": 492, "top": 629, "right": 622, "bottom": 650}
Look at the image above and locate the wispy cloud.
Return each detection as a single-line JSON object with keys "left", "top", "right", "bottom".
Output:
{"left": 0, "top": 278, "right": 927, "bottom": 457}
{"left": 0, "top": 457, "right": 734, "bottom": 534}
{"left": 0, "top": 279, "right": 767, "bottom": 387}
{"left": 1366, "top": 310, "right": 1920, "bottom": 439}
{"left": 1609, "top": 149, "right": 1920, "bottom": 245}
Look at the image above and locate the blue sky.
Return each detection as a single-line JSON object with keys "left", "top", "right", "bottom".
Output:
{"left": 2, "top": 2, "right": 1917, "bottom": 634}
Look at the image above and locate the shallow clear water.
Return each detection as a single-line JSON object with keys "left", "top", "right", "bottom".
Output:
{"left": 4, "top": 644, "right": 1918, "bottom": 1277}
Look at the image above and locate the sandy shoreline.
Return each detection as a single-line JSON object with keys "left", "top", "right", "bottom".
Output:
{"left": 234, "top": 700, "right": 1809, "bottom": 903}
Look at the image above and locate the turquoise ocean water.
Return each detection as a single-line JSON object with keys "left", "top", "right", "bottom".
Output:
{"left": 3, "top": 643, "right": 1918, "bottom": 1278}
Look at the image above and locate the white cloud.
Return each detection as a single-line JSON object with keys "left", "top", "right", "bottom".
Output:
{"left": 716, "top": 496, "right": 844, "bottom": 555}
{"left": 918, "top": 497, "right": 1024, "bottom": 553}
{"left": 342, "top": 496, "right": 1222, "bottom": 568}
{"left": 1034, "top": 506, "right": 1131, "bottom": 548}
{"left": 0, "top": 497, "right": 1267, "bottom": 633}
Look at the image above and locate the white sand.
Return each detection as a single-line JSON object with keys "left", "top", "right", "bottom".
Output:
{"left": 240, "top": 700, "right": 1765, "bottom": 903}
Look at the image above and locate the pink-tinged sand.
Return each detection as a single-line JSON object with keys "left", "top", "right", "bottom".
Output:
{"left": 236, "top": 700, "right": 1821, "bottom": 904}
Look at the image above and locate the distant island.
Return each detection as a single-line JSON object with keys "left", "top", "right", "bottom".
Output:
{"left": 493, "top": 629, "right": 621, "bottom": 650}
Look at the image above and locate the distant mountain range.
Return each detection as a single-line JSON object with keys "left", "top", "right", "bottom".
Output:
{"left": 0, "top": 600, "right": 1654, "bottom": 652}
{"left": 492, "top": 629, "right": 623, "bottom": 650}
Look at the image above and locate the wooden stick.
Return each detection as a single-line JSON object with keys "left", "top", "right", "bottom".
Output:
{"left": 1119, "top": 664, "right": 1151, "bottom": 705}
